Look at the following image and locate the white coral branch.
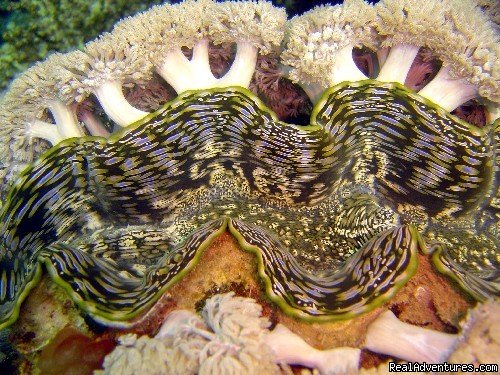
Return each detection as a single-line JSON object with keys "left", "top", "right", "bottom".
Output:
{"left": 93, "top": 81, "right": 149, "bottom": 127}
{"left": 418, "top": 66, "right": 478, "bottom": 112}
{"left": 376, "top": 44, "right": 420, "bottom": 85}
{"left": 28, "top": 120, "right": 65, "bottom": 146}
{"left": 156, "top": 40, "right": 258, "bottom": 93}
{"left": 27, "top": 100, "right": 83, "bottom": 145}
{"left": 364, "top": 310, "right": 458, "bottom": 363}
{"left": 97, "top": 293, "right": 366, "bottom": 374}
{"left": 217, "top": 41, "right": 258, "bottom": 89}
{"left": 266, "top": 324, "right": 361, "bottom": 375}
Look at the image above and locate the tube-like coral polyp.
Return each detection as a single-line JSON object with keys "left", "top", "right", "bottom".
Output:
{"left": 365, "top": 310, "right": 458, "bottom": 363}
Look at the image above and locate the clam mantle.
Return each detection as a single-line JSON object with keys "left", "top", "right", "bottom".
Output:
{"left": 0, "top": 0, "right": 498, "bottom": 329}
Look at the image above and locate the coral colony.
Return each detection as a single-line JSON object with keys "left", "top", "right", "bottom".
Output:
{"left": 0, "top": 0, "right": 163, "bottom": 92}
{"left": 0, "top": 0, "right": 498, "bottom": 373}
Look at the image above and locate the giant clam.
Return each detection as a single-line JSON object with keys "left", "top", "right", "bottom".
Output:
{"left": 0, "top": 0, "right": 498, "bottom": 336}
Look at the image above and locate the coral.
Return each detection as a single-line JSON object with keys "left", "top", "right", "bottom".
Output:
{"left": 266, "top": 323, "right": 361, "bottom": 374}
{"left": 95, "top": 334, "right": 173, "bottom": 375}
{"left": 448, "top": 299, "right": 500, "bottom": 365}
{"left": 0, "top": 0, "right": 163, "bottom": 92}
{"left": 283, "top": 0, "right": 499, "bottom": 110}
{"left": 374, "top": 0, "right": 499, "bottom": 111}
{"left": 0, "top": 1, "right": 497, "bottom": 373}
{"left": 98, "top": 292, "right": 365, "bottom": 374}
{"left": 282, "top": 0, "right": 378, "bottom": 101}
{"left": 364, "top": 300, "right": 500, "bottom": 365}
{"left": 96, "top": 293, "right": 282, "bottom": 375}
{"left": 364, "top": 310, "right": 459, "bottom": 363}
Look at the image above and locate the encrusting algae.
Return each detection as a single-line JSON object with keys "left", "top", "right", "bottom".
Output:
{"left": 0, "top": 0, "right": 498, "bottom": 373}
